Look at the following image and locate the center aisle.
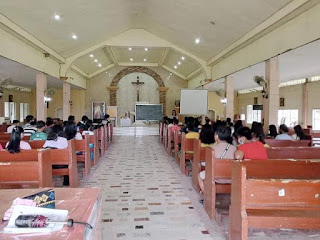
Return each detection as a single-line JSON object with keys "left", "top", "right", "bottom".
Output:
{"left": 84, "top": 127, "right": 224, "bottom": 240}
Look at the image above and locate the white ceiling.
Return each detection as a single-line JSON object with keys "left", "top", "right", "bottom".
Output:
{"left": 206, "top": 39, "right": 320, "bottom": 92}
{"left": 0, "top": 57, "right": 80, "bottom": 89}
{"left": 0, "top": 0, "right": 292, "bottom": 60}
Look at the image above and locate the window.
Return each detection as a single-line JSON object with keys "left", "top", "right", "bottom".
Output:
{"left": 278, "top": 109, "right": 298, "bottom": 127}
{"left": 4, "top": 102, "right": 17, "bottom": 122}
{"left": 312, "top": 109, "right": 320, "bottom": 130}
{"left": 246, "top": 105, "right": 261, "bottom": 124}
{"left": 20, "top": 103, "right": 29, "bottom": 123}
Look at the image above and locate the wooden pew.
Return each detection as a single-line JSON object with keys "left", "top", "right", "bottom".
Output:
{"left": 159, "top": 122, "right": 163, "bottom": 142}
{"left": 311, "top": 131, "right": 320, "bottom": 146}
{"left": 192, "top": 139, "right": 206, "bottom": 192}
{"left": 109, "top": 123, "right": 113, "bottom": 142}
{"left": 167, "top": 126, "right": 174, "bottom": 156}
{"left": 97, "top": 127, "right": 105, "bottom": 157}
{"left": 0, "top": 149, "right": 53, "bottom": 188}
{"left": 163, "top": 124, "right": 168, "bottom": 148}
{"left": 90, "top": 129, "right": 99, "bottom": 165}
{"left": 180, "top": 133, "right": 195, "bottom": 175}
{"left": 267, "top": 147, "right": 320, "bottom": 159}
{"left": 265, "top": 139, "right": 311, "bottom": 147}
{"left": 50, "top": 140, "right": 79, "bottom": 188}
{"left": 28, "top": 140, "right": 45, "bottom": 149}
{"left": 174, "top": 129, "right": 181, "bottom": 164}
{"left": 229, "top": 159, "right": 320, "bottom": 240}
{"left": 0, "top": 123, "right": 8, "bottom": 132}
{"left": 203, "top": 148, "right": 234, "bottom": 220}
{"left": 0, "top": 134, "right": 30, "bottom": 141}
{"left": 75, "top": 134, "right": 91, "bottom": 176}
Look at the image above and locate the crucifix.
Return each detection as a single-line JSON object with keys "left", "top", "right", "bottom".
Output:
{"left": 131, "top": 76, "right": 145, "bottom": 102}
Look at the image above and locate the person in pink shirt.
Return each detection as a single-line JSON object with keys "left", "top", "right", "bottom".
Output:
{"left": 5, "top": 126, "right": 31, "bottom": 153}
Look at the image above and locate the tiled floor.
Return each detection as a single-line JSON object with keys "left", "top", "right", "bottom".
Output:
{"left": 83, "top": 126, "right": 223, "bottom": 240}
{"left": 82, "top": 126, "right": 320, "bottom": 240}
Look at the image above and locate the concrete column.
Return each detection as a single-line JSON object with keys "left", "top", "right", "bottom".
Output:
{"left": 36, "top": 73, "right": 47, "bottom": 121}
{"left": 0, "top": 93, "right": 4, "bottom": 122}
{"left": 225, "top": 76, "right": 234, "bottom": 119}
{"left": 264, "top": 57, "right": 279, "bottom": 130}
{"left": 63, "top": 82, "right": 71, "bottom": 121}
{"left": 302, "top": 78, "right": 311, "bottom": 128}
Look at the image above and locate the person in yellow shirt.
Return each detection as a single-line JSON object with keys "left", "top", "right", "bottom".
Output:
{"left": 185, "top": 122, "right": 199, "bottom": 139}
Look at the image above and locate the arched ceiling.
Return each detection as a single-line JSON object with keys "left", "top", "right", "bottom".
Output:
{"left": 0, "top": 0, "right": 294, "bottom": 80}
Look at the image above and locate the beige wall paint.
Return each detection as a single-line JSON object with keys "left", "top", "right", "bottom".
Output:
{"left": 208, "top": 92, "right": 225, "bottom": 119}
{"left": 85, "top": 66, "right": 187, "bottom": 117}
{"left": 188, "top": 73, "right": 206, "bottom": 89}
{"left": 236, "top": 81, "right": 320, "bottom": 126}
{"left": 209, "top": 4, "right": 320, "bottom": 85}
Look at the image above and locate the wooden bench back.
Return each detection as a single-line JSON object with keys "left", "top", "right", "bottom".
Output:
{"left": 233, "top": 160, "right": 320, "bottom": 209}
{"left": 181, "top": 132, "right": 195, "bottom": 152}
{"left": 267, "top": 147, "right": 320, "bottom": 159}
{"left": 265, "top": 139, "right": 311, "bottom": 147}
{"left": 0, "top": 149, "right": 53, "bottom": 188}
{"left": 174, "top": 129, "right": 181, "bottom": 164}
{"left": 75, "top": 135, "right": 91, "bottom": 176}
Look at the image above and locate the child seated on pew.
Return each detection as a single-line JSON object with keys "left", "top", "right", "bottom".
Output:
{"left": 268, "top": 124, "right": 278, "bottom": 138}
{"left": 185, "top": 121, "right": 199, "bottom": 139}
{"left": 199, "top": 120, "right": 215, "bottom": 147}
{"left": 30, "top": 121, "right": 48, "bottom": 140}
{"left": 252, "top": 122, "right": 269, "bottom": 147}
{"left": 234, "top": 127, "right": 268, "bottom": 160}
{"left": 198, "top": 125, "right": 236, "bottom": 195}
{"left": 5, "top": 126, "right": 31, "bottom": 153}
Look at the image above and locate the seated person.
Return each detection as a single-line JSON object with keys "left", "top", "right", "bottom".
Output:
{"left": 64, "top": 122, "right": 83, "bottom": 140}
{"left": 6, "top": 126, "right": 31, "bottom": 153}
{"left": 185, "top": 122, "right": 200, "bottom": 139}
{"left": 268, "top": 124, "right": 278, "bottom": 138}
{"left": 252, "top": 122, "right": 269, "bottom": 147}
{"left": 23, "top": 115, "right": 37, "bottom": 136}
{"left": 30, "top": 121, "right": 48, "bottom": 140}
{"left": 6, "top": 120, "right": 19, "bottom": 133}
{"left": 44, "top": 118, "right": 54, "bottom": 134}
{"left": 77, "top": 115, "right": 88, "bottom": 130}
{"left": 82, "top": 120, "right": 95, "bottom": 136}
{"left": 198, "top": 125, "right": 236, "bottom": 194}
{"left": 102, "top": 114, "right": 110, "bottom": 125}
{"left": 291, "top": 124, "right": 308, "bottom": 140}
{"left": 43, "top": 125, "right": 68, "bottom": 149}
{"left": 68, "top": 115, "right": 75, "bottom": 123}
{"left": 170, "top": 118, "right": 181, "bottom": 133}
{"left": 234, "top": 127, "right": 268, "bottom": 160}
{"left": 199, "top": 122, "right": 215, "bottom": 147}
{"left": 275, "top": 124, "right": 292, "bottom": 140}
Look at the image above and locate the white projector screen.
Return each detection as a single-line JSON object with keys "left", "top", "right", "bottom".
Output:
{"left": 180, "top": 89, "right": 208, "bottom": 115}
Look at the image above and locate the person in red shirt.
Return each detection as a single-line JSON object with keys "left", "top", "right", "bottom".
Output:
{"left": 234, "top": 126, "right": 268, "bottom": 160}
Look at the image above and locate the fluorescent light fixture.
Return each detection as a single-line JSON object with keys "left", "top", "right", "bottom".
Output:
{"left": 44, "top": 97, "right": 52, "bottom": 102}
{"left": 130, "top": 58, "right": 133, "bottom": 61}
{"left": 98, "top": 63, "right": 102, "bottom": 67}
{"left": 72, "top": 34, "right": 78, "bottom": 40}
{"left": 54, "top": 14, "right": 60, "bottom": 21}
{"left": 94, "top": 59, "right": 98, "bottom": 63}
{"left": 181, "top": 56, "right": 185, "bottom": 60}
{"left": 89, "top": 54, "right": 94, "bottom": 58}
{"left": 195, "top": 38, "right": 200, "bottom": 44}
{"left": 144, "top": 59, "right": 147, "bottom": 62}
{"left": 174, "top": 65, "right": 177, "bottom": 69}
{"left": 178, "top": 62, "right": 181, "bottom": 65}
{"left": 220, "top": 98, "right": 227, "bottom": 104}
{"left": 128, "top": 47, "right": 132, "bottom": 51}
{"left": 145, "top": 48, "right": 148, "bottom": 51}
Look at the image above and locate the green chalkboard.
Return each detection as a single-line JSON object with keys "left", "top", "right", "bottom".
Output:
{"left": 135, "top": 104, "right": 163, "bottom": 121}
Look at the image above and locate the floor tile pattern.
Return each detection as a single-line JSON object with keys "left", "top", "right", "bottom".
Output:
{"left": 84, "top": 131, "right": 217, "bottom": 240}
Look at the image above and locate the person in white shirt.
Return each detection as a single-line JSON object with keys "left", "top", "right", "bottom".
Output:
{"left": 7, "top": 120, "right": 19, "bottom": 133}
{"left": 275, "top": 124, "right": 292, "bottom": 140}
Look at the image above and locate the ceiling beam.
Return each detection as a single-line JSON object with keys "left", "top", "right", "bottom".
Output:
{"left": 108, "top": 47, "right": 119, "bottom": 65}
{"left": 158, "top": 48, "right": 169, "bottom": 66}
{"left": 162, "top": 65, "right": 187, "bottom": 80}
{"left": 208, "top": 0, "right": 318, "bottom": 66}
{"left": 186, "top": 67, "right": 203, "bottom": 80}
{"left": 119, "top": 62, "right": 159, "bottom": 67}
{"left": 71, "top": 66, "right": 89, "bottom": 79}
{"left": 88, "top": 64, "right": 115, "bottom": 79}
{"left": 103, "top": 47, "right": 116, "bottom": 64}
{"left": 0, "top": 13, "right": 65, "bottom": 64}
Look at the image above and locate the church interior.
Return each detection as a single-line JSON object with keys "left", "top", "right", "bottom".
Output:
{"left": 1, "top": 1, "right": 320, "bottom": 239}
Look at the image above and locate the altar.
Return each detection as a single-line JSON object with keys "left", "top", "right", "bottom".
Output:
{"left": 120, "top": 118, "right": 131, "bottom": 127}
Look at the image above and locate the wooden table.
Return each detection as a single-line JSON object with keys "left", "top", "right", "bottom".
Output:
{"left": 0, "top": 188, "right": 101, "bottom": 240}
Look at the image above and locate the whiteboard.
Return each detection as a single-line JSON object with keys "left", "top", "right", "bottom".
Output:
{"left": 180, "top": 89, "right": 208, "bottom": 115}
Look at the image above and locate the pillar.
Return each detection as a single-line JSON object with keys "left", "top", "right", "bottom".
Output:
{"left": 107, "top": 86, "right": 119, "bottom": 106}
{"left": 36, "top": 73, "right": 47, "bottom": 121}
{"left": 225, "top": 76, "right": 234, "bottom": 119}
{"left": 158, "top": 87, "right": 169, "bottom": 115}
{"left": 264, "top": 57, "right": 279, "bottom": 131}
{"left": 63, "top": 83, "right": 71, "bottom": 121}
{"left": 302, "top": 78, "right": 311, "bottom": 128}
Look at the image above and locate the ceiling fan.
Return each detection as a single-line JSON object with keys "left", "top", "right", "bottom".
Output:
{"left": 253, "top": 76, "right": 268, "bottom": 99}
